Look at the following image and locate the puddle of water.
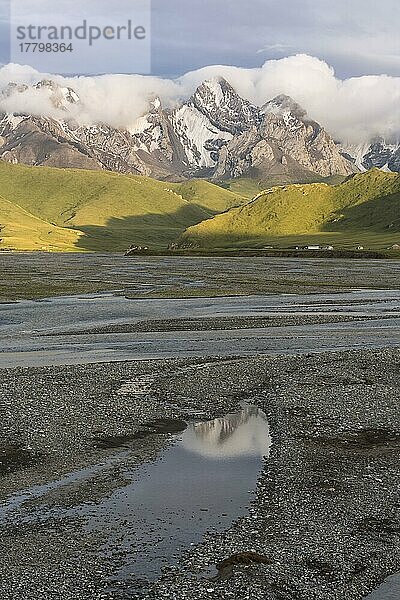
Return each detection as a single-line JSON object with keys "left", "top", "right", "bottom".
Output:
{"left": 0, "top": 452, "right": 130, "bottom": 517}
{"left": 365, "top": 573, "right": 400, "bottom": 599}
{"left": 84, "top": 405, "right": 271, "bottom": 587}
{"left": 1, "top": 405, "right": 270, "bottom": 591}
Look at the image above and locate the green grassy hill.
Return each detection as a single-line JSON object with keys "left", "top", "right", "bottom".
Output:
{"left": 179, "top": 169, "right": 400, "bottom": 250}
{"left": 215, "top": 174, "right": 348, "bottom": 200}
{"left": 0, "top": 162, "right": 245, "bottom": 251}
{"left": 0, "top": 194, "right": 82, "bottom": 251}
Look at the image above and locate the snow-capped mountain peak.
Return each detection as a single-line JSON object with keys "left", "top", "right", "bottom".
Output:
{"left": 193, "top": 76, "right": 227, "bottom": 108}
{"left": 35, "top": 80, "right": 80, "bottom": 110}
{"left": 262, "top": 94, "right": 308, "bottom": 122}
{"left": 1, "top": 75, "right": 396, "bottom": 180}
{"left": 340, "top": 137, "right": 400, "bottom": 173}
{"left": 189, "top": 77, "right": 260, "bottom": 135}
{"left": 1, "top": 79, "right": 80, "bottom": 112}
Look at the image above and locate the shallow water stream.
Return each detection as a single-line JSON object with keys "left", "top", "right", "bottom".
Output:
{"left": 365, "top": 573, "right": 400, "bottom": 599}
{"left": 1, "top": 289, "right": 399, "bottom": 367}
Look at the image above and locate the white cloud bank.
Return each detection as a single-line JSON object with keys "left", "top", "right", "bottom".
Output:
{"left": 0, "top": 54, "right": 399, "bottom": 144}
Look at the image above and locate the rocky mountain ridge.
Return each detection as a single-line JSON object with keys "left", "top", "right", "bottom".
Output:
{"left": 0, "top": 76, "right": 377, "bottom": 182}
{"left": 340, "top": 138, "right": 400, "bottom": 173}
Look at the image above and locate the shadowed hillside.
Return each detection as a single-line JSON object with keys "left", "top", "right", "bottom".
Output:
{"left": 0, "top": 162, "right": 245, "bottom": 251}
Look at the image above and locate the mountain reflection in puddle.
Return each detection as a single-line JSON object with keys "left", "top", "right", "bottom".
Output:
{"left": 80, "top": 405, "right": 271, "bottom": 588}
{"left": 182, "top": 405, "right": 271, "bottom": 459}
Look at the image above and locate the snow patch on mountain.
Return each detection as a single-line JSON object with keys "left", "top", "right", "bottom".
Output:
{"left": 340, "top": 143, "right": 376, "bottom": 170}
{"left": 130, "top": 115, "right": 153, "bottom": 135}
{"left": 1, "top": 75, "right": 394, "bottom": 180}
{"left": 340, "top": 139, "right": 400, "bottom": 172}
{"left": 0, "top": 113, "right": 27, "bottom": 130}
{"left": 171, "top": 104, "right": 232, "bottom": 168}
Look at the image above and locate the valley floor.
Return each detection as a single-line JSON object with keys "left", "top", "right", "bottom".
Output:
{"left": 1, "top": 252, "right": 400, "bottom": 302}
{"left": 0, "top": 350, "right": 399, "bottom": 600}
{"left": 0, "top": 254, "right": 399, "bottom": 599}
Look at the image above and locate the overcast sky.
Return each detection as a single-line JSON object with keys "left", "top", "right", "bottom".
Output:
{"left": 0, "top": 0, "right": 399, "bottom": 77}
{"left": 152, "top": 0, "right": 400, "bottom": 78}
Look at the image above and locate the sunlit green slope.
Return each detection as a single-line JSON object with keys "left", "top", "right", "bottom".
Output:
{"left": 178, "top": 169, "right": 400, "bottom": 250}
{"left": 0, "top": 194, "right": 82, "bottom": 251}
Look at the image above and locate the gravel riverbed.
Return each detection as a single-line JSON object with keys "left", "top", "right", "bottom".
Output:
{"left": 0, "top": 349, "right": 399, "bottom": 599}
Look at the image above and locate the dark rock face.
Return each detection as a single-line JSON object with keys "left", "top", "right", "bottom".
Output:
{"left": 363, "top": 141, "right": 396, "bottom": 170}
{"left": 0, "top": 77, "right": 358, "bottom": 181}
{"left": 388, "top": 147, "right": 400, "bottom": 172}
{"left": 341, "top": 138, "right": 400, "bottom": 174}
